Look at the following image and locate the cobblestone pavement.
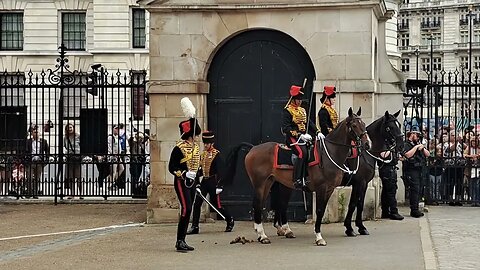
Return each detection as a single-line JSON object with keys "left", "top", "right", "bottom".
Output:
{"left": 427, "top": 206, "right": 480, "bottom": 270}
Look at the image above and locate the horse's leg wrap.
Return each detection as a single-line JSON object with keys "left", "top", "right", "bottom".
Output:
{"left": 254, "top": 223, "right": 270, "bottom": 244}
{"left": 315, "top": 232, "right": 327, "bottom": 246}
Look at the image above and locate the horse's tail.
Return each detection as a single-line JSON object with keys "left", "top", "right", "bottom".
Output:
{"left": 222, "top": 142, "right": 254, "bottom": 186}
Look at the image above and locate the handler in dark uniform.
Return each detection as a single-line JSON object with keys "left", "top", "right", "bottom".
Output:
{"left": 187, "top": 131, "right": 234, "bottom": 235}
{"left": 168, "top": 117, "right": 201, "bottom": 252}
{"left": 282, "top": 85, "right": 319, "bottom": 189}
{"left": 402, "top": 126, "right": 430, "bottom": 218}
{"left": 378, "top": 150, "right": 404, "bottom": 220}
{"left": 317, "top": 86, "right": 339, "bottom": 136}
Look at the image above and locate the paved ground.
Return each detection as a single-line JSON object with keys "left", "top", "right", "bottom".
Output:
{"left": 426, "top": 206, "right": 480, "bottom": 270}
{"left": 0, "top": 204, "right": 426, "bottom": 270}
{"left": 1, "top": 203, "right": 479, "bottom": 270}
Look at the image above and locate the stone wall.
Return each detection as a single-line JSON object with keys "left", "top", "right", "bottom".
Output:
{"left": 145, "top": 1, "right": 403, "bottom": 223}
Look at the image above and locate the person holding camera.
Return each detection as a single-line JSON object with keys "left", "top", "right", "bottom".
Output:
{"left": 168, "top": 117, "right": 201, "bottom": 252}
{"left": 402, "top": 126, "right": 430, "bottom": 218}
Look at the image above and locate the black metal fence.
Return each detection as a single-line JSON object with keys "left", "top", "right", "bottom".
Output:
{"left": 0, "top": 45, "right": 149, "bottom": 201}
{"left": 403, "top": 69, "right": 480, "bottom": 206}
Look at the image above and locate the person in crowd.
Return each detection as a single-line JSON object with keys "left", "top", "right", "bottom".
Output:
{"left": 426, "top": 137, "right": 443, "bottom": 205}
{"left": 465, "top": 137, "right": 480, "bottom": 207}
{"left": 379, "top": 150, "right": 404, "bottom": 220}
{"left": 442, "top": 131, "right": 466, "bottom": 206}
{"left": 129, "top": 131, "right": 147, "bottom": 197}
{"left": 25, "top": 125, "right": 52, "bottom": 199}
{"left": 187, "top": 131, "right": 234, "bottom": 235}
{"left": 168, "top": 112, "right": 201, "bottom": 252}
{"left": 402, "top": 125, "right": 430, "bottom": 218}
{"left": 64, "top": 123, "right": 82, "bottom": 199}
{"left": 107, "top": 124, "right": 124, "bottom": 190}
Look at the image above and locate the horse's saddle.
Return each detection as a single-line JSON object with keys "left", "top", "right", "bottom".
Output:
{"left": 273, "top": 142, "right": 320, "bottom": 169}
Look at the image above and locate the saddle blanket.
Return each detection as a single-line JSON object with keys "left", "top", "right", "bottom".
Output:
{"left": 273, "top": 142, "right": 320, "bottom": 170}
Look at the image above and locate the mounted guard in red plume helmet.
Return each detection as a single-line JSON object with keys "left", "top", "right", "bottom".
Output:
{"left": 320, "top": 86, "right": 336, "bottom": 103}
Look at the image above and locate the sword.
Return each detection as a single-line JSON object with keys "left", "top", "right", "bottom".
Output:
{"left": 195, "top": 187, "right": 226, "bottom": 220}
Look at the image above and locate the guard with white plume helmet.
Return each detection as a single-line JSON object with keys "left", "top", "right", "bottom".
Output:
{"left": 168, "top": 97, "right": 201, "bottom": 252}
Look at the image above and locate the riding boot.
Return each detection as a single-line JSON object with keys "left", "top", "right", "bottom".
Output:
{"left": 175, "top": 240, "right": 194, "bottom": 252}
{"left": 293, "top": 158, "right": 305, "bottom": 189}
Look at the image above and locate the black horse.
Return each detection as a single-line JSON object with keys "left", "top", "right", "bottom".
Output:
{"left": 342, "top": 110, "right": 403, "bottom": 236}
{"left": 272, "top": 110, "right": 403, "bottom": 238}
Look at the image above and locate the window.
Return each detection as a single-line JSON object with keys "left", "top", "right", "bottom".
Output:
{"left": 0, "top": 13, "right": 23, "bottom": 50}
{"left": 421, "top": 34, "right": 430, "bottom": 45}
{"left": 422, "top": 58, "right": 430, "bottom": 72}
{"left": 475, "top": 30, "right": 480, "bottom": 43}
{"left": 460, "top": 31, "right": 468, "bottom": 43}
{"left": 432, "top": 33, "right": 441, "bottom": 45}
{"left": 474, "top": 56, "right": 480, "bottom": 70}
{"left": 0, "top": 73, "right": 25, "bottom": 106}
{"left": 62, "top": 13, "right": 86, "bottom": 51}
{"left": 433, "top": 57, "right": 442, "bottom": 71}
{"left": 131, "top": 71, "right": 147, "bottom": 120}
{"left": 401, "top": 58, "right": 410, "bottom": 72}
{"left": 460, "top": 56, "right": 469, "bottom": 70}
{"left": 400, "top": 33, "right": 409, "bottom": 47}
{"left": 132, "top": 9, "right": 146, "bottom": 48}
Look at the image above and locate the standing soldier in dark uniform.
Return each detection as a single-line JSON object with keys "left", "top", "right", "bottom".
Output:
{"left": 168, "top": 98, "right": 202, "bottom": 252}
{"left": 187, "top": 131, "right": 235, "bottom": 235}
{"left": 282, "top": 85, "right": 319, "bottom": 189}
{"left": 402, "top": 126, "right": 430, "bottom": 218}
{"left": 317, "top": 86, "right": 339, "bottom": 136}
{"left": 378, "top": 150, "right": 404, "bottom": 220}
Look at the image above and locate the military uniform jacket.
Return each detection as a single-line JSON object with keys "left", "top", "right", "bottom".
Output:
{"left": 318, "top": 104, "right": 338, "bottom": 136}
{"left": 168, "top": 140, "right": 201, "bottom": 179}
{"left": 199, "top": 147, "right": 225, "bottom": 186}
{"left": 282, "top": 104, "right": 317, "bottom": 144}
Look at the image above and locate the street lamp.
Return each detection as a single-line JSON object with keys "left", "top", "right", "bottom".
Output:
{"left": 469, "top": 5, "right": 473, "bottom": 80}
{"left": 414, "top": 46, "right": 420, "bottom": 79}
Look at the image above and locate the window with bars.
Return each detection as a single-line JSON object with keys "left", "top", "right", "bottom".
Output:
{"left": 401, "top": 58, "right": 410, "bottom": 72}
{"left": 433, "top": 57, "right": 442, "bottom": 71}
{"left": 132, "top": 9, "right": 146, "bottom": 48}
{"left": 0, "top": 13, "right": 23, "bottom": 50}
{"left": 0, "top": 73, "right": 25, "bottom": 106}
{"left": 131, "top": 71, "right": 146, "bottom": 120}
{"left": 422, "top": 58, "right": 430, "bottom": 72}
{"left": 62, "top": 13, "right": 86, "bottom": 51}
{"left": 400, "top": 33, "right": 409, "bottom": 47}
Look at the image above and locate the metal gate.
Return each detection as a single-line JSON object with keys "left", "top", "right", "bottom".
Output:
{"left": 403, "top": 69, "right": 480, "bottom": 206}
{"left": 0, "top": 45, "right": 149, "bottom": 201}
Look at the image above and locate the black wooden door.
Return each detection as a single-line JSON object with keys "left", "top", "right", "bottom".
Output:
{"left": 207, "top": 29, "right": 315, "bottom": 221}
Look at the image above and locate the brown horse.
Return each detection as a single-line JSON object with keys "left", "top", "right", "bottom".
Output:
{"left": 342, "top": 110, "right": 403, "bottom": 237}
{"left": 224, "top": 108, "right": 369, "bottom": 245}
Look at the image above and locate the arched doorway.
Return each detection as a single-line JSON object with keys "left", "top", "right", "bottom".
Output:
{"left": 207, "top": 29, "right": 316, "bottom": 220}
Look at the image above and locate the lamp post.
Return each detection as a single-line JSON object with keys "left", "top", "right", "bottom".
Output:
{"left": 469, "top": 5, "right": 473, "bottom": 122}
{"left": 414, "top": 47, "right": 420, "bottom": 79}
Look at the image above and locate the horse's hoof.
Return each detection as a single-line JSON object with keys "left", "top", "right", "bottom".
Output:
{"left": 276, "top": 229, "right": 286, "bottom": 236}
{"left": 259, "top": 238, "right": 271, "bottom": 244}
{"left": 315, "top": 239, "right": 327, "bottom": 246}
{"left": 345, "top": 230, "right": 357, "bottom": 237}
{"left": 285, "top": 231, "right": 296, "bottom": 238}
{"left": 358, "top": 228, "right": 369, "bottom": 235}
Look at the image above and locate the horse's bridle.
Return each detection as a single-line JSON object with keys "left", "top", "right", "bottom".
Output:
{"left": 382, "top": 118, "right": 403, "bottom": 151}
{"left": 348, "top": 117, "right": 368, "bottom": 149}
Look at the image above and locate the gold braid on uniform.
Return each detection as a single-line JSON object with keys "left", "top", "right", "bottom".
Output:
{"left": 177, "top": 140, "right": 201, "bottom": 172}
{"left": 322, "top": 104, "right": 339, "bottom": 131}
{"left": 201, "top": 148, "right": 219, "bottom": 178}
{"left": 286, "top": 104, "right": 307, "bottom": 133}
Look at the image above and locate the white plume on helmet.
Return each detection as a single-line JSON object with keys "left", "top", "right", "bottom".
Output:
{"left": 181, "top": 97, "right": 196, "bottom": 118}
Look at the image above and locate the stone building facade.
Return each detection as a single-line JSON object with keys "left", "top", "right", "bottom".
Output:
{"left": 141, "top": 0, "right": 404, "bottom": 223}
